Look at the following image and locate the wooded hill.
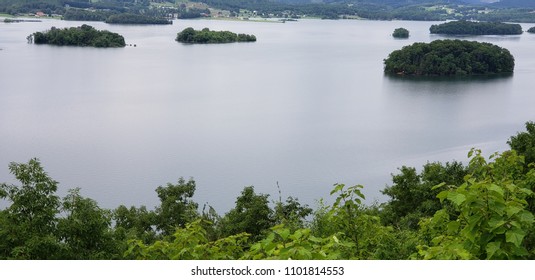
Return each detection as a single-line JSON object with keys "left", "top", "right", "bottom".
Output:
{"left": 2, "top": 0, "right": 535, "bottom": 22}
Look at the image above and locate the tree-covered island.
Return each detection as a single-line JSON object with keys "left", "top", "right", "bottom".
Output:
{"left": 384, "top": 39, "right": 515, "bottom": 76}
{"left": 176, "top": 27, "right": 256, "bottom": 44}
{"left": 528, "top": 27, "right": 535, "bottom": 33}
{"left": 28, "top": 24, "right": 125, "bottom": 47}
{"left": 392, "top": 27, "right": 409, "bottom": 38}
{"left": 430, "top": 20, "right": 523, "bottom": 35}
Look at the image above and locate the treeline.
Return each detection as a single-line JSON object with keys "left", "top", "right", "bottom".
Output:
{"left": 384, "top": 40, "right": 515, "bottom": 76}
{"left": 176, "top": 27, "right": 256, "bottom": 44}
{"left": 2, "top": 121, "right": 535, "bottom": 259}
{"left": 3, "top": 0, "right": 535, "bottom": 22}
{"left": 430, "top": 20, "right": 523, "bottom": 35}
{"left": 0, "top": 0, "right": 64, "bottom": 15}
{"left": 63, "top": 9, "right": 117, "bottom": 22}
{"left": 105, "top": 13, "right": 172, "bottom": 25}
{"left": 28, "top": 24, "right": 125, "bottom": 48}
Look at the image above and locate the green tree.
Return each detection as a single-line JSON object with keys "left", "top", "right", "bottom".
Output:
{"left": 273, "top": 195, "right": 313, "bottom": 231}
{"left": 417, "top": 149, "right": 535, "bottom": 259}
{"left": 0, "top": 158, "right": 61, "bottom": 259}
{"left": 153, "top": 177, "right": 199, "bottom": 236}
{"left": 57, "top": 188, "right": 119, "bottom": 259}
{"left": 508, "top": 121, "right": 535, "bottom": 167}
{"left": 219, "top": 186, "right": 273, "bottom": 239}
{"left": 113, "top": 205, "right": 157, "bottom": 244}
{"left": 381, "top": 161, "right": 467, "bottom": 229}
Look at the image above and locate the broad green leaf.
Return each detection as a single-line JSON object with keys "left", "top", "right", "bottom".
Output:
{"left": 437, "top": 190, "right": 449, "bottom": 202}
{"left": 489, "top": 200, "right": 506, "bottom": 216}
{"left": 488, "top": 184, "right": 504, "bottom": 197}
{"left": 518, "top": 211, "right": 535, "bottom": 224}
{"left": 432, "top": 182, "right": 446, "bottom": 190}
{"left": 488, "top": 217, "right": 506, "bottom": 231}
{"left": 330, "top": 183, "right": 344, "bottom": 195}
{"left": 486, "top": 241, "right": 501, "bottom": 260}
{"left": 505, "top": 227, "right": 525, "bottom": 248}
{"left": 278, "top": 228, "right": 291, "bottom": 241}
{"left": 506, "top": 206, "right": 522, "bottom": 218}
{"left": 447, "top": 192, "right": 466, "bottom": 206}
{"left": 446, "top": 221, "right": 460, "bottom": 234}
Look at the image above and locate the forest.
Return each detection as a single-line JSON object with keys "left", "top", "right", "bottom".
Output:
{"left": 429, "top": 20, "right": 524, "bottom": 35}
{"left": 176, "top": 27, "right": 256, "bottom": 44}
{"left": 28, "top": 24, "right": 125, "bottom": 47}
{"left": 1, "top": 121, "right": 535, "bottom": 260}
{"left": 383, "top": 40, "right": 515, "bottom": 76}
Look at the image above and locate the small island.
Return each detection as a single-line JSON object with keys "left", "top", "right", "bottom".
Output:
{"left": 28, "top": 24, "right": 126, "bottom": 48}
{"left": 384, "top": 39, "right": 515, "bottom": 76}
{"left": 528, "top": 27, "right": 535, "bottom": 33}
{"left": 176, "top": 27, "right": 256, "bottom": 44}
{"left": 392, "top": 28, "right": 409, "bottom": 38}
{"left": 430, "top": 20, "right": 523, "bottom": 35}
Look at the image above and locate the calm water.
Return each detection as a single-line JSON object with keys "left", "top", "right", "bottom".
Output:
{"left": 1, "top": 18, "right": 535, "bottom": 213}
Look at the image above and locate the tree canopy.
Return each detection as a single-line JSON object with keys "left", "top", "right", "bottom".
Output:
{"left": 176, "top": 27, "right": 257, "bottom": 44}
{"left": 429, "top": 20, "right": 523, "bottom": 35}
{"left": 383, "top": 39, "right": 515, "bottom": 76}
{"left": 29, "top": 24, "right": 125, "bottom": 48}
{"left": 392, "top": 27, "right": 409, "bottom": 38}
{"left": 105, "top": 13, "right": 172, "bottom": 25}
{"left": 3, "top": 121, "right": 535, "bottom": 259}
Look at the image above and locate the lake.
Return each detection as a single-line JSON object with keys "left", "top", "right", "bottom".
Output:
{"left": 1, "top": 18, "right": 535, "bottom": 213}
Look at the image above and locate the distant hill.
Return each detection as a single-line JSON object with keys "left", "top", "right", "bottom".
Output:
{"left": 492, "top": 0, "right": 535, "bottom": 8}
{"left": 463, "top": 0, "right": 535, "bottom": 8}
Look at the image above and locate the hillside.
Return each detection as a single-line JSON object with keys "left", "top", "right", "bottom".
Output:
{"left": 2, "top": 0, "right": 535, "bottom": 22}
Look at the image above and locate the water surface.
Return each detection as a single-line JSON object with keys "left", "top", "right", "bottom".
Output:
{"left": 1, "top": 19, "right": 535, "bottom": 212}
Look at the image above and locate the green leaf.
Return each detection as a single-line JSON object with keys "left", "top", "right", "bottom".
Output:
{"left": 432, "top": 182, "right": 446, "bottom": 190}
{"left": 518, "top": 211, "right": 535, "bottom": 224}
{"left": 486, "top": 241, "right": 501, "bottom": 260}
{"left": 488, "top": 217, "right": 506, "bottom": 231}
{"left": 330, "top": 183, "right": 344, "bottom": 195}
{"left": 506, "top": 206, "right": 522, "bottom": 218}
{"left": 488, "top": 184, "right": 504, "bottom": 197}
{"left": 437, "top": 190, "right": 449, "bottom": 202}
{"left": 447, "top": 192, "right": 466, "bottom": 206}
{"left": 446, "top": 221, "right": 460, "bottom": 234}
{"left": 278, "top": 228, "right": 291, "bottom": 241}
{"left": 505, "top": 227, "right": 525, "bottom": 248}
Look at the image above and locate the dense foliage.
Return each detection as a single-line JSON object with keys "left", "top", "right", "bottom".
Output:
{"left": 430, "top": 20, "right": 523, "bottom": 35}
{"left": 63, "top": 8, "right": 116, "bottom": 22}
{"left": 528, "top": 27, "right": 535, "bottom": 34}
{"left": 29, "top": 24, "right": 125, "bottom": 48}
{"left": 28, "top": 24, "right": 126, "bottom": 48}
{"left": 383, "top": 39, "right": 515, "bottom": 76}
{"left": 176, "top": 27, "right": 256, "bottom": 44}
{"left": 2, "top": 0, "right": 535, "bottom": 22}
{"left": 392, "top": 27, "right": 409, "bottom": 38}
{"left": 2, "top": 121, "right": 535, "bottom": 259}
{"left": 105, "top": 13, "right": 171, "bottom": 24}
